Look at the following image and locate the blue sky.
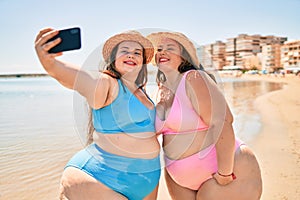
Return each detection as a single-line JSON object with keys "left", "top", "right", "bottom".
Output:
{"left": 0, "top": 0, "right": 299, "bottom": 74}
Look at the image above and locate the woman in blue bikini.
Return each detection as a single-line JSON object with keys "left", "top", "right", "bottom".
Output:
{"left": 35, "top": 29, "right": 161, "bottom": 200}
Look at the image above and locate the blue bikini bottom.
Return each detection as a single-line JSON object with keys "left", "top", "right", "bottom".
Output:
{"left": 65, "top": 143, "right": 161, "bottom": 200}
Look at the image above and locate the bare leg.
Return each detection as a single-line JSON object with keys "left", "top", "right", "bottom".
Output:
{"left": 196, "top": 145, "right": 262, "bottom": 200}
{"left": 164, "top": 169, "right": 196, "bottom": 200}
{"left": 143, "top": 185, "right": 159, "bottom": 200}
{"left": 59, "top": 167, "right": 127, "bottom": 200}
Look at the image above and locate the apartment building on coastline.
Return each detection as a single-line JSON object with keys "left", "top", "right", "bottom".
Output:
{"left": 198, "top": 33, "right": 289, "bottom": 72}
{"left": 281, "top": 40, "right": 300, "bottom": 70}
{"left": 198, "top": 41, "right": 226, "bottom": 70}
{"left": 197, "top": 45, "right": 213, "bottom": 69}
{"left": 261, "top": 44, "right": 282, "bottom": 72}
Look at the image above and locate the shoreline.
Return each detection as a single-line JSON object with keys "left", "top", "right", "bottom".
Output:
{"left": 0, "top": 73, "right": 48, "bottom": 78}
{"left": 245, "top": 74, "right": 300, "bottom": 199}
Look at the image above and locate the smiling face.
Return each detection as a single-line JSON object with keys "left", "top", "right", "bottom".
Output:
{"left": 155, "top": 38, "right": 183, "bottom": 72}
{"left": 114, "top": 41, "right": 144, "bottom": 76}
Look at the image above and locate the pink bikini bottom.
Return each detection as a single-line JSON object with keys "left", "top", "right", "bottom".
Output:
{"left": 165, "top": 138, "right": 244, "bottom": 190}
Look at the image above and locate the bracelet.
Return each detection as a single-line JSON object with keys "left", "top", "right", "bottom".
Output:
{"left": 217, "top": 171, "right": 236, "bottom": 180}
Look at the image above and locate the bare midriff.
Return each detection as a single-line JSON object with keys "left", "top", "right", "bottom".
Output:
{"left": 162, "top": 130, "right": 214, "bottom": 160}
{"left": 93, "top": 131, "right": 160, "bottom": 159}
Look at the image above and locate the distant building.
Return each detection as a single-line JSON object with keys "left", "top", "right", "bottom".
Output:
{"left": 224, "top": 38, "right": 237, "bottom": 67}
{"left": 228, "top": 34, "right": 286, "bottom": 70}
{"left": 281, "top": 40, "right": 300, "bottom": 69}
{"left": 235, "top": 34, "right": 261, "bottom": 68}
{"left": 197, "top": 45, "right": 213, "bottom": 69}
{"left": 261, "top": 44, "right": 283, "bottom": 72}
{"left": 201, "top": 33, "right": 288, "bottom": 71}
{"left": 211, "top": 41, "right": 226, "bottom": 70}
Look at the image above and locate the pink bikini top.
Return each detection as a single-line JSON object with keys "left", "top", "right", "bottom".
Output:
{"left": 155, "top": 71, "right": 209, "bottom": 135}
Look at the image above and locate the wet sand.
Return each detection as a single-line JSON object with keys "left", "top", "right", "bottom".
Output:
{"left": 245, "top": 74, "right": 300, "bottom": 200}
{"left": 157, "top": 74, "right": 300, "bottom": 200}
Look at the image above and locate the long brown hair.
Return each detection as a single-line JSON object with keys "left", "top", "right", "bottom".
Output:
{"left": 86, "top": 43, "right": 149, "bottom": 145}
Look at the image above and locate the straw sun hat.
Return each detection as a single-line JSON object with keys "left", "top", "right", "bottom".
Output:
{"left": 147, "top": 32, "right": 200, "bottom": 66}
{"left": 102, "top": 30, "right": 154, "bottom": 64}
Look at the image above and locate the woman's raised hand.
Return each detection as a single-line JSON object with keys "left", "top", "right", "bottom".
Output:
{"left": 34, "top": 28, "right": 62, "bottom": 68}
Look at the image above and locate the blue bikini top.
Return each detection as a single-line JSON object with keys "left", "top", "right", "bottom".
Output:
{"left": 92, "top": 79, "right": 156, "bottom": 134}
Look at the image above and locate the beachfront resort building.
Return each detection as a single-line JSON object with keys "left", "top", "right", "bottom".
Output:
{"left": 198, "top": 42, "right": 226, "bottom": 70}
{"left": 281, "top": 40, "right": 300, "bottom": 72}
{"left": 199, "top": 33, "right": 288, "bottom": 72}
{"left": 261, "top": 44, "right": 282, "bottom": 72}
{"left": 211, "top": 41, "right": 226, "bottom": 70}
{"left": 197, "top": 45, "right": 213, "bottom": 69}
{"left": 225, "top": 34, "right": 287, "bottom": 70}
{"left": 234, "top": 34, "right": 261, "bottom": 69}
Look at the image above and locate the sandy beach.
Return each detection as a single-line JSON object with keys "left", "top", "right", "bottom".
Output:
{"left": 157, "top": 74, "right": 300, "bottom": 200}
{"left": 244, "top": 74, "right": 300, "bottom": 200}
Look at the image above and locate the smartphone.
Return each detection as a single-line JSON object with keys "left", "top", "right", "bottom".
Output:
{"left": 48, "top": 27, "right": 81, "bottom": 53}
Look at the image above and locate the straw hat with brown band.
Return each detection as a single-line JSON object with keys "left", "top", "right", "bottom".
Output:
{"left": 102, "top": 30, "right": 154, "bottom": 64}
{"left": 147, "top": 31, "right": 200, "bottom": 67}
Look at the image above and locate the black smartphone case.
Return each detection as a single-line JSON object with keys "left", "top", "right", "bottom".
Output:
{"left": 48, "top": 27, "right": 81, "bottom": 53}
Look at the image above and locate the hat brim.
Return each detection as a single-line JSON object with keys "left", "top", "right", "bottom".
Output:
{"left": 147, "top": 32, "right": 199, "bottom": 66}
{"left": 103, "top": 31, "right": 154, "bottom": 64}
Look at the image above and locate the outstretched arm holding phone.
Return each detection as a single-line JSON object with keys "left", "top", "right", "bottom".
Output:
{"left": 34, "top": 27, "right": 109, "bottom": 109}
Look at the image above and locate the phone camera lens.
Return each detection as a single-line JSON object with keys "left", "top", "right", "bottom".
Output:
{"left": 70, "top": 29, "right": 79, "bottom": 34}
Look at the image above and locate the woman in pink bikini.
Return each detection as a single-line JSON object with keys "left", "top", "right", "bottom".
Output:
{"left": 147, "top": 32, "right": 262, "bottom": 200}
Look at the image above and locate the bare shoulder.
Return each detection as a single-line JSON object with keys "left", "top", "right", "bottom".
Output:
{"left": 96, "top": 72, "right": 117, "bottom": 90}
{"left": 90, "top": 72, "right": 118, "bottom": 109}
{"left": 185, "top": 70, "right": 213, "bottom": 87}
{"left": 184, "top": 70, "right": 211, "bottom": 93}
{"left": 185, "top": 70, "right": 206, "bottom": 80}
{"left": 98, "top": 72, "right": 113, "bottom": 82}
